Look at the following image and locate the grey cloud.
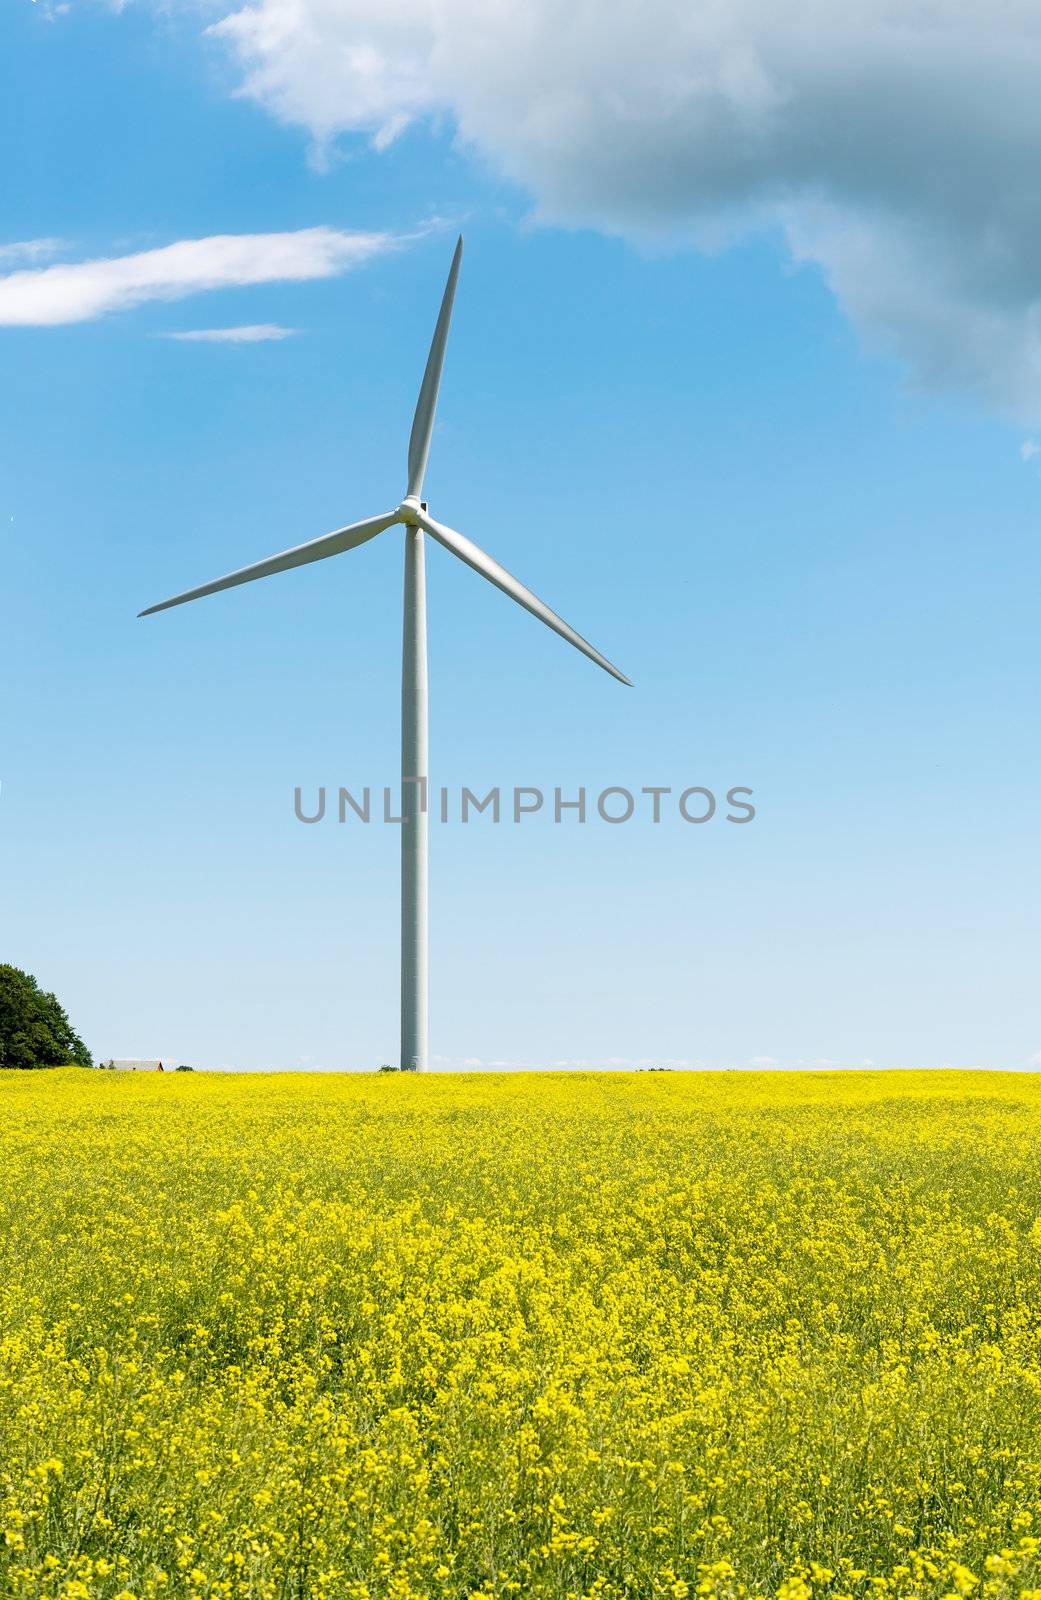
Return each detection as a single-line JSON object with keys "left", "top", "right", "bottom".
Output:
{"left": 194, "top": 0, "right": 1041, "bottom": 419}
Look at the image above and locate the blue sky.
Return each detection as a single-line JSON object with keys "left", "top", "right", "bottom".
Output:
{"left": 2, "top": 0, "right": 1039, "bottom": 1070}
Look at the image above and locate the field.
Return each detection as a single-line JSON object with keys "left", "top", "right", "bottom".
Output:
{"left": 2, "top": 1070, "right": 1041, "bottom": 1600}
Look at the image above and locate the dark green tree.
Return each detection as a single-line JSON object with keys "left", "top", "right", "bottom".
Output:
{"left": 0, "top": 966, "right": 92, "bottom": 1069}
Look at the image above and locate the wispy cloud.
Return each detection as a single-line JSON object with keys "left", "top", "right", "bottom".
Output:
{"left": 1021, "top": 440, "right": 1039, "bottom": 462}
{"left": 0, "top": 227, "right": 393, "bottom": 327}
{"left": 0, "top": 238, "right": 66, "bottom": 268}
{"left": 30, "top": 0, "right": 70, "bottom": 21}
{"left": 164, "top": 323, "right": 298, "bottom": 343}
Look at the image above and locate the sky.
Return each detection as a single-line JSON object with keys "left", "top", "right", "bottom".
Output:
{"left": 1, "top": 0, "right": 1039, "bottom": 1071}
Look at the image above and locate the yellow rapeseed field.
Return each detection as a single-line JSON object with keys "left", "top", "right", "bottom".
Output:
{"left": 1, "top": 1069, "right": 1040, "bottom": 1600}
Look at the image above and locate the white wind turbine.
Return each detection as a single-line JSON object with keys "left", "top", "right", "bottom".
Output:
{"left": 140, "top": 236, "right": 630, "bottom": 1071}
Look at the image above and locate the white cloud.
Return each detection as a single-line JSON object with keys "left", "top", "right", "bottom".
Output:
{"left": 1027, "top": 1050, "right": 1041, "bottom": 1069}
{"left": 189, "top": 0, "right": 1041, "bottom": 419}
{"left": 0, "top": 227, "right": 392, "bottom": 327}
{"left": 164, "top": 322, "right": 298, "bottom": 342}
{"left": 1021, "top": 440, "right": 1040, "bottom": 462}
{"left": 0, "top": 239, "right": 66, "bottom": 267}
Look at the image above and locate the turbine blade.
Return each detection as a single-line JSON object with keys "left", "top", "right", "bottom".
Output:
{"left": 139, "top": 510, "right": 400, "bottom": 617}
{"left": 406, "top": 235, "right": 463, "bottom": 499}
{"left": 413, "top": 509, "right": 632, "bottom": 686}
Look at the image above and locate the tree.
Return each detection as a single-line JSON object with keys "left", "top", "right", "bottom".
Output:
{"left": 0, "top": 966, "right": 92, "bottom": 1069}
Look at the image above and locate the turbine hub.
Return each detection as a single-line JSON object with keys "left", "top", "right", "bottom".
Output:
{"left": 398, "top": 497, "right": 425, "bottom": 526}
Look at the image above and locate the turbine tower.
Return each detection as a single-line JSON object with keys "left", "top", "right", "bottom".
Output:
{"left": 140, "top": 237, "right": 630, "bottom": 1070}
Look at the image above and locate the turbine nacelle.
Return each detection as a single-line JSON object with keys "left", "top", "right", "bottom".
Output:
{"left": 396, "top": 498, "right": 427, "bottom": 526}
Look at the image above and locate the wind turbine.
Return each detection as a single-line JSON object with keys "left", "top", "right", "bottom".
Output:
{"left": 140, "top": 236, "right": 630, "bottom": 1071}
